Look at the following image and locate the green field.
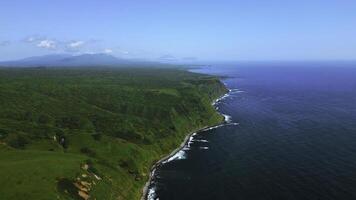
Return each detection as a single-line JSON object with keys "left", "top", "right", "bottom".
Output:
{"left": 0, "top": 67, "right": 227, "bottom": 200}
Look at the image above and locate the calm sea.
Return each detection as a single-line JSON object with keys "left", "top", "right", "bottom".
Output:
{"left": 147, "top": 62, "right": 356, "bottom": 200}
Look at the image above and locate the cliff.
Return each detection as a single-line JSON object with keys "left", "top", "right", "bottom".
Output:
{"left": 0, "top": 67, "right": 227, "bottom": 200}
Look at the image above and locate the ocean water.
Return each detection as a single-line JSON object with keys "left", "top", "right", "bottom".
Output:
{"left": 146, "top": 62, "right": 356, "bottom": 200}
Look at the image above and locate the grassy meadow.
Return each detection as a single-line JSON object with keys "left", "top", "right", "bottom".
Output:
{"left": 0, "top": 67, "right": 227, "bottom": 199}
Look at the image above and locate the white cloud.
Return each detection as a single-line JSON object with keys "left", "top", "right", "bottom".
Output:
{"left": 22, "top": 36, "right": 119, "bottom": 55}
{"left": 104, "top": 48, "right": 113, "bottom": 54}
{"left": 37, "top": 40, "right": 56, "bottom": 49}
{"left": 24, "top": 35, "right": 43, "bottom": 43}
{"left": 68, "top": 41, "right": 84, "bottom": 48}
{"left": 64, "top": 41, "right": 87, "bottom": 52}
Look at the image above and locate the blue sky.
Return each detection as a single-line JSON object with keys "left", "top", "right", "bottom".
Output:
{"left": 0, "top": 0, "right": 356, "bottom": 61}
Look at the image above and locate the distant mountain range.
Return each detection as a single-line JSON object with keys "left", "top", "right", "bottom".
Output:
{"left": 0, "top": 54, "right": 165, "bottom": 67}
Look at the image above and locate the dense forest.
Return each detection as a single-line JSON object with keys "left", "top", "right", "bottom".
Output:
{"left": 0, "top": 67, "right": 227, "bottom": 200}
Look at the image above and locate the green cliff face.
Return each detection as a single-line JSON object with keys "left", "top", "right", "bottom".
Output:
{"left": 0, "top": 67, "right": 227, "bottom": 200}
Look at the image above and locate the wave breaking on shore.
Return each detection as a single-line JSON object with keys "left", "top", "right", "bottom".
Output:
{"left": 144, "top": 86, "right": 241, "bottom": 200}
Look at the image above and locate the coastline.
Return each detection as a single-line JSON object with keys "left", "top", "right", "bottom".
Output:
{"left": 140, "top": 125, "right": 212, "bottom": 200}
{"left": 141, "top": 86, "right": 230, "bottom": 200}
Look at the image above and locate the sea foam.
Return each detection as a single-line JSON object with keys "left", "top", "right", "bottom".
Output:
{"left": 162, "top": 150, "right": 187, "bottom": 164}
{"left": 222, "top": 114, "right": 232, "bottom": 123}
{"left": 147, "top": 186, "right": 157, "bottom": 200}
{"left": 146, "top": 86, "right": 242, "bottom": 199}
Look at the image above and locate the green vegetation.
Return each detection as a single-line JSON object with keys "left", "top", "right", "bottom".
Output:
{"left": 0, "top": 67, "right": 227, "bottom": 200}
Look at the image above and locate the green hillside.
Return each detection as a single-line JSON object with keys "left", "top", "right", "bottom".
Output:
{"left": 0, "top": 67, "right": 227, "bottom": 200}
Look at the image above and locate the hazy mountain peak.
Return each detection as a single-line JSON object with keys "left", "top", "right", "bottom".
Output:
{"left": 0, "top": 53, "right": 162, "bottom": 67}
{"left": 19, "top": 54, "right": 73, "bottom": 62}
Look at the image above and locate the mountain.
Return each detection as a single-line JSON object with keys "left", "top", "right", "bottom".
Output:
{"left": 0, "top": 54, "right": 72, "bottom": 67}
{"left": 0, "top": 54, "right": 163, "bottom": 67}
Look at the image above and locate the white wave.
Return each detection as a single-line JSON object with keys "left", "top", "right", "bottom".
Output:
{"left": 147, "top": 186, "right": 158, "bottom": 200}
{"left": 222, "top": 114, "right": 232, "bottom": 123}
{"left": 200, "top": 121, "right": 239, "bottom": 133}
{"left": 187, "top": 141, "right": 193, "bottom": 148}
{"left": 187, "top": 135, "right": 195, "bottom": 148}
{"left": 214, "top": 89, "right": 244, "bottom": 105}
{"left": 202, "top": 124, "right": 225, "bottom": 131}
{"left": 163, "top": 150, "right": 187, "bottom": 164}
{"left": 212, "top": 93, "right": 230, "bottom": 106}
{"left": 229, "top": 88, "right": 245, "bottom": 93}
{"left": 193, "top": 139, "right": 208, "bottom": 143}
{"left": 146, "top": 86, "right": 242, "bottom": 200}
{"left": 147, "top": 168, "right": 158, "bottom": 200}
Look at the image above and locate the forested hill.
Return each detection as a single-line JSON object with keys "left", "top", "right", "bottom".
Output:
{"left": 0, "top": 67, "right": 227, "bottom": 200}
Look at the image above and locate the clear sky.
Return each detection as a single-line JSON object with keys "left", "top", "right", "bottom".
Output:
{"left": 1, "top": 0, "right": 356, "bottom": 61}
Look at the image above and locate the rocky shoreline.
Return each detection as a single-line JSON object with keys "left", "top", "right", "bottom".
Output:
{"left": 141, "top": 88, "right": 231, "bottom": 200}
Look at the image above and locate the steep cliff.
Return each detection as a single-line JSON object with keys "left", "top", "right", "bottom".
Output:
{"left": 0, "top": 67, "right": 227, "bottom": 200}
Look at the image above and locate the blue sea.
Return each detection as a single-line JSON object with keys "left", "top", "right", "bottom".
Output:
{"left": 147, "top": 62, "right": 356, "bottom": 200}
